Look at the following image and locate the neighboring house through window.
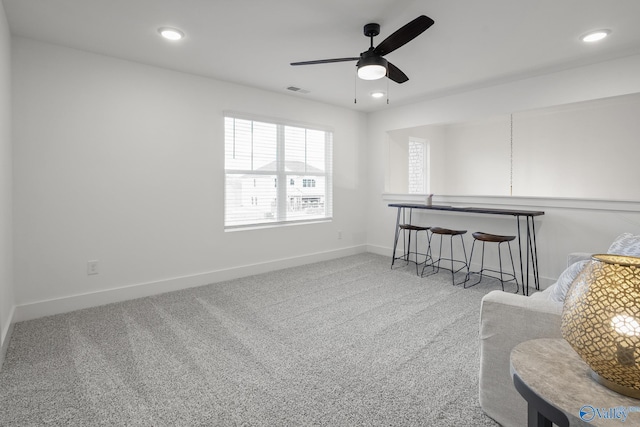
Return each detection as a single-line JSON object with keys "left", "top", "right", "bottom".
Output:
{"left": 224, "top": 113, "right": 333, "bottom": 228}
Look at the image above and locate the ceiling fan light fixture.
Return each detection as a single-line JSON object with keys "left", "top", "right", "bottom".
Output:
{"left": 357, "top": 55, "right": 388, "bottom": 80}
{"left": 370, "top": 91, "right": 385, "bottom": 98}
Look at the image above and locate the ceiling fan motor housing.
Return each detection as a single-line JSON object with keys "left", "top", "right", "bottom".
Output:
{"left": 363, "top": 23, "right": 380, "bottom": 38}
{"left": 357, "top": 49, "right": 387, "bottom": 68}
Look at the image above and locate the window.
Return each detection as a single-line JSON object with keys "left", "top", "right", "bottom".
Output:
{"left": 408, "top": 137, "right": 429, "bottom": 194}
{"left": 224, "top": 114, "right": 333, "bottom": 228}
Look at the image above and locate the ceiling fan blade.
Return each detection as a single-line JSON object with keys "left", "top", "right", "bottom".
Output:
{"left": 373, "top": 15, "right": 434, "bottom": 57}
{"left": 290, "top": 57, "right": 360, "bottom": 66}
{"left": 387, "top": 62, "right": 409, "bottom": 84}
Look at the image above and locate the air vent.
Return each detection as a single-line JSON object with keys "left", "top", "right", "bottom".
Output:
{"left": 286, "top": 86, "right": 310, "bottom": 94}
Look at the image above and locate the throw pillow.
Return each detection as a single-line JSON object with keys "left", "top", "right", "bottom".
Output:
{"left": 607, "top": 233, "right": 640, "bottom": 257}
{"left": 549, "top": 259, "right": 589, "bottom": 303}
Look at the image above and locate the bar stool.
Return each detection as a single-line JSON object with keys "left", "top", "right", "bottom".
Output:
{"left": 423, "top": 227, "right": 469, "bottom": 285}
{"left": 466, "top": 232, "right": 519, "bottom": 292}
{"left": 391, "top": 224, "right": 432, "bottom": 275}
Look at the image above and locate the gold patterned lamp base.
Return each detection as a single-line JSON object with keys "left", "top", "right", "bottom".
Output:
{"left": 590, "top": 369, "right": 640, "bottom": 399}
{"left": 562, "top": 254, "right": 640, "bottom": 399}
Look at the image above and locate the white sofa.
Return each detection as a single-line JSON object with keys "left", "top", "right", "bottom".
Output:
{"left": 478, "top": 253, "right": 590, "bottom": 427}
{"left": 479, "top": 232, "right": 640, "bottom": 426}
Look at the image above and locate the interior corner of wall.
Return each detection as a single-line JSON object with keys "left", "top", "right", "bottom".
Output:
{"left": 0, "top": 305, "right": 16, "bottom": 371}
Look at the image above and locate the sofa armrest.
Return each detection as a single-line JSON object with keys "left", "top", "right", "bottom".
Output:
{"left": 479, "top": 290, "right": 563, "bottom": 427}
{"left": 567, "top": 252, "right": 592, "bottom": 267}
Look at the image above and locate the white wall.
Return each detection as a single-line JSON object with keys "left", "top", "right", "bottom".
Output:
{"left": 387, "top": 93, "right": 640, "bottom": 200}
{"left": 441, "top": 117, "right": 511, "bottom": 196}
{"left": 514, "top": 94, "right": 640, "bottom": 199}
{"left": 386, "top": 125, "right": 447, "bottom": 195}
{"left": 0, "top": 1, "right": 14, "bottom": 362}
{"left": 12, "top": 38, "right": 368, "bottom": 321}
{"left": 368, "top": 54, "right": 640, "bottom": 286}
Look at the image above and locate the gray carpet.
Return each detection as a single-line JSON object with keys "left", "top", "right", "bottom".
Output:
{"left": 0, "top": 253, "right": 503, "bottom": 426}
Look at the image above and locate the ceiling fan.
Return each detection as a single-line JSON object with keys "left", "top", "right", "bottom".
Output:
{"left": 290, "top": 15, "right": 435, "bottom": 84}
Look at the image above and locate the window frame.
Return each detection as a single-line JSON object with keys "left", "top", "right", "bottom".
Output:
{"left": 223, "top": 112, "right": 333, "bottom": 230}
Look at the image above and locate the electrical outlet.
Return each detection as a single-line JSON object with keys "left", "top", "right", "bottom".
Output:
{"left": 338, "top": 230, "right": 343, "bottom": 240}
{"left": 87, "top": 260, "right": 99, "bottom": 275}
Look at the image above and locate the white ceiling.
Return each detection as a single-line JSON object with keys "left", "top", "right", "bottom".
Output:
{"left": 4, "top": 0, "right": 640, "bottom": 112}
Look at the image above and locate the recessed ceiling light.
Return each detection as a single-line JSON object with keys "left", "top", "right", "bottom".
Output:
{"left": 581, "top": 29, "right": 611, "bottom": 43}
{"left": 371, "top": 91, "right": 385, "bottom": 99}
{"left": 158, "top": 27, "right": 184, "bottom": 41}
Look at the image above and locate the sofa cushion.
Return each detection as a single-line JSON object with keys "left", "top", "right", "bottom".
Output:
{"left": 528, "top": 285, "right": 553, "bottom": 301}
{"left": 549, "top": 259, "right": 589, "bottom": 303}
{"left": 608, "top": 233, "right": 640, "bottom": 257}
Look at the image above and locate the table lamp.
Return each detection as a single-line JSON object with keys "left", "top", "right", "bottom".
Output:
{"left": 562, "top": 254, "right": 640, "bottom": 398}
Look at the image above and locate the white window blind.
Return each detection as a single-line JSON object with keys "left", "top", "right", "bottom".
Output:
{"left": 224, "top": 114, "right": 333, "bottom": 229}
{"left": 408, "top": 137, "right": 429, "bottom": 194}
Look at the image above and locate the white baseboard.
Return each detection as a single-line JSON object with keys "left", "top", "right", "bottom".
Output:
{"left": 1, "top": 307, "right": 15, "bottom": 370}
{"left": 15, "top": 245, "right": 368, "bottom": 323}
{"left": 365, "top": 244, "right": 391, "bottom": 257}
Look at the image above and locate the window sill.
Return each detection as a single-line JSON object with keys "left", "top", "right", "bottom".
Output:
{"left": 225, "top": 218, "right": 332, "bottom": 232}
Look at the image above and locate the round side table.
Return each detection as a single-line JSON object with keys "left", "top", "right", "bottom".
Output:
{"left": 510, "top": 338, "right": 640, "bottom": 427}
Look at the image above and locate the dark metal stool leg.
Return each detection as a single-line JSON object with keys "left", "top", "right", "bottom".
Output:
{"left": 465, "top": 240, "right": 485, "bottom": 289}
{"left": 507, "top": 241, "right": 520, "bottom": 294}
{"left": 465, "top": 239, "right": 477, "bottom": 284}
{"left": 423, "top": 229, "right": 468, "bottom": 285}
{"left": 454, "top": 234, "right": 470, "bottom": 286}
{"left": 436, "top": 235, "right": 443, "bottom": 273}
{"left": 480, "top": 242, "right": 486, "bottom": 282}
{"left": 416, "top": 229, "right": 433, "bottom": 275}
{"left": 394, "top": 226, "right": 432, "bottom": 275}
{"left": 424, "top": 233, "right": 444, "bottom": 276}
{"left": 460, "top": 235, "right": 470, "bottom": 284}
{"left": 425, "top": 231, "right": 433, "bottom": 267}
{"left": 498, "top": 242, "right": 505, "bottom": 291}
{"left": 391, "top": 225, "right": 402, "bottom": 269}
{"left": 449, "top": 235, "right": 455, "bottom": 284}
{"left": 421, "top": 231, "right": 437, "bottom": 277}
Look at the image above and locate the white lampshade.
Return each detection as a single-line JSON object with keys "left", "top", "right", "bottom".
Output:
{"left": 358, "top": 64, "right": 386, "bottom": 80}
{"left": 357, "top": 54, "right": 387, "bottom": 80}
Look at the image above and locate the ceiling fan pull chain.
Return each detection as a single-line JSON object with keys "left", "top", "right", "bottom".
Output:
{"left": 387, "top": 77, "right": 390, "bottom": 104}
{"left": 354, "top": 68, "right": 358, "bottom": 103}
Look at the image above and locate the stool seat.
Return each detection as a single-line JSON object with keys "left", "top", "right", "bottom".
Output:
{"left": 431, "top": 227, "right": 467, "bottom": 236}
{"left": 472, "top": 232, "right": 515, "bottom": 243}
{"left": 400, "top": 224, "right": 430, "bottom": 232}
